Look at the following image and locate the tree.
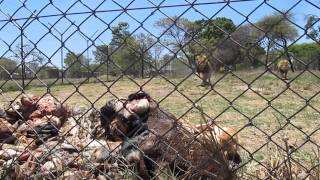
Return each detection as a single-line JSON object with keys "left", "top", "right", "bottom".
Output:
{"left": 0, "top": 58, "right": 17, "bottom": 79}
{"left": 159, "top": 54, "right": 174, "bottom": 75}
{"left": 188, "top": 17, "right": 241, "bottom": 71}
{"left": 12, "top": 44, "right": 45, "bottom": 79}
{"left": 110, "top": 22, "right": 131, "bottom": 46}
{"left": 154, "top": 16, "right": 193, "bottom": 66}
{"left": 109, "top": 22, "right": 158, "bottom": 77}
{"left": 94, "top": 22, "right": 145, "bottom": 78}
{"left": 133, "top": 33, "right": 154, "bottom": 77}
{"left": 196, "top": 17, "right": 236, "bottom": 42}
{"left": 289, "top": 42, "right": 320, "bottom": 70}
{"left": 305, "top": 15, "right": 320, "bottom": 42}
{"left": 110, "top": 46, "right": 140, "bottom": 77}
{"left": 64, "top": 52, "right": 86, "bottom": 78}
{"left": 110, "top": 22, "right": 141, "bottom": 77}
{"left": 155, "top": 16, "right": 242, "bottom": 72}
{"left": 231, "top": 24, "right": 265, "bottom": 69}
{"left": 94, "top": 45, "right": 111, "bottom": 76}
{"left": 38, "top": 65, "right": 60, "bottom": 79}
{"left": 187, "top": 17, "right": 237, "bottom": 52}
{"left": 94, "top": 45, "right": 109, "bottom": 64}
{"left": 255, "top": 12, "right": 298, "bottom": 70}
{"left": 150, "top": 43, "right": 164, "bottom": 70}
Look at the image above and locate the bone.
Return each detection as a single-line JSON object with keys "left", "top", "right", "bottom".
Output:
{"left": 40, "top": 158, "right": 63, "bottom": 173}
{"left": 0, "top": 149, "right": 21, "bottom": 160}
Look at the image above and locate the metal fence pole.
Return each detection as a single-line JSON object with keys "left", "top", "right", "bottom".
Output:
{"left": 79, "top": 30, "right": 99, "bottom": 83}
{"left": 60, "top": 34, "right": 64, "bottom": 84}
{"left": 49, "top": 22, "right": 74, "bottom": 84}
{"left": 20, "top": 28, "right": 25, "bottom": 89}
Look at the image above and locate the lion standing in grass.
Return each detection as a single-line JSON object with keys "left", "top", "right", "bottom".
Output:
{"left": 277, "top": 59, "right": 290, "bottom": 79}
{"left": 195, "top": 55, "right": 213, "bottom": 86}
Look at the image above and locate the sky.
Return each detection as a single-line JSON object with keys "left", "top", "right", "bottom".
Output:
{"left": 0, "top": 0, "right": 319, "bottom": 67}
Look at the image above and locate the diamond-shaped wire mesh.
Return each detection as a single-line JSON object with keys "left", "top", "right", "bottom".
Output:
{"left": 0, "top": 0, "right": 319, "bottom": 179}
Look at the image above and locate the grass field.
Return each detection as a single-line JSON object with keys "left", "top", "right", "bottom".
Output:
{"left": 1, "top": 70, "right": 320, "bottom": 175}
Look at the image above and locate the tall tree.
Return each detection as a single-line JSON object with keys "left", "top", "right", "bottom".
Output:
{"left": 289, "top": 42, "right": 320, "bottom": 70}
{"left": 196, "top": 17, "right": 236, "bottom": 42}
{"left": 154, "top": 16, "right": 193, "bottom": 66}
{"left": 94, "top": 45, "right": 109, "bottom": 64}
{"left": 305, "top": 15, "right": 320, "bottom": 70}
{"left": 12, "top": 44, "right": 44, "bottom": 79}
{"left": 150, "top": 43, "right": 164, "bottom": 70}
{"left": 94, "top": 22, "right": 143, "bottom": 77}
{"left": 133, "top": 33, "right": 154, "bottom": 77}
{"left": 94, "top": 44, "right": 110, "bottom": 75}
{"left": 110, "top": 22, "right": 131, "bottom": 46}
{"left": 305, "top": 15, "right": 319, "bottom": 42}
{"left": 0, "top": 58, "right": 17, "bottom": 79}
{"left": 64, "top": 52, "right": 85, "bottom": 78}
{"left": 187, "top": 17, "right": 240, "bottom": 71}
{"left": 231, "top": 24, "right": 265, "bottom": 68}
{"left": 255, "top": 12, "right": 298, "bottom": 71}
{"left": 108, "top": 22, "right": 142, "bottom": 77}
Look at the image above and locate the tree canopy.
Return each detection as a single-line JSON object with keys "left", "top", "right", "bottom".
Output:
{"left": 64, "top": 52, "right": 86, "bottom": 78}
{"left": 0, "top": 58, "right": 18, "bottom": 79}
{"left": 110, "top": 22, "right": 131, "bottom": 46}
{"left": 186, "top": 17, "right": 244, "bottom": 70}
{"left": 256, "top": 12, "right": 298, "bottom": 42}
{"left": 305, "top": 15, "right": 320, "bottom": 42}
{"left": 195, "top": 17, "right": 236, "bottom": 42}
{"left": 95, "top": 22, "right": 151, "bottom": 77}
{"left": 289, "top": 42, "right": 320, "bottom": 70}
{"left": 255, "top": 12, "right": 298, "bottom": 69}
{"left": 83, "top": 13, "right": 319, "bottom": 79}
{"left": 0, "top": 58, "right": 17, "bottom": 72}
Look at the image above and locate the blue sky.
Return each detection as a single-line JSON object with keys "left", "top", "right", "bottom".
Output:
{"left": 0, "top": 0, "right": 319, "bottom": 67}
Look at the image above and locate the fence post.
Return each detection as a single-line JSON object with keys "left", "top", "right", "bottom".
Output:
{"left": 106, "top": 54, "right": 109, "bottom": 82}
{"left": 20, "top": 28, "right": 25, "bottom": 90}
{"left": 141, "top": 54, "right": 144, "bottom": 78}
{"left": 61, "top": 34, "right": 64, "bottom": 84}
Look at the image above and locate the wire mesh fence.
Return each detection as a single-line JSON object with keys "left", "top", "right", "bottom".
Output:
{"left": 0, "top": 0, "right": 320, "bottom": 179}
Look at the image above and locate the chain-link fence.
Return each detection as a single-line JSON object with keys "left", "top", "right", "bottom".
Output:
{"left": 0, "top": 0, "right": 320, "bottom": 179}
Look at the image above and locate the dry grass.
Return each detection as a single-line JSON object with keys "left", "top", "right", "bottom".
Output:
{"left": 1, "top": 70, "right": 320, "bottom": 178}
{"left": 238, "top": 138, "right": 320, "bottom": 179}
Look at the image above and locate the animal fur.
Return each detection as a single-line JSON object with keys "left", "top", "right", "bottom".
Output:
{"left": 192, "top": 123, "right": 241, "bottom": 164}
{"left": 100, "top": 92, "right": 241, "bottom": 179}
{"left": 277, "top": 59, "right": 289, "bottom": 79}
{"left": 195, "top": 55, "right": 213, "bottom": 86}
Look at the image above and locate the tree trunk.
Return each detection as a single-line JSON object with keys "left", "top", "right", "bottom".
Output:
{"left": 265, "top": 40, "right": 271, "bottom": 70}
{"left": 141, "top": 55, "right": 144, "bottom": 78}
{"left": 180, "top": 44, "right": 195, "bottom": 71}
{"left": 282, "top": 38, "right": 294, "bottom": 72}
{"left": 154, "top": 59, "right": 157, "bottom": 70}
{"left": 106, "top": 59, "right": 109, "bottom": 82}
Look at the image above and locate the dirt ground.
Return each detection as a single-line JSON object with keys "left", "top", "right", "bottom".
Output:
{"left": 1, "top": 70, "right": 320, "bottom": 174}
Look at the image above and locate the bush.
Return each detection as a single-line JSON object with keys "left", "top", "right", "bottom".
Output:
{"left": 1, "top": 83, "right": 30, "bottom": 92}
